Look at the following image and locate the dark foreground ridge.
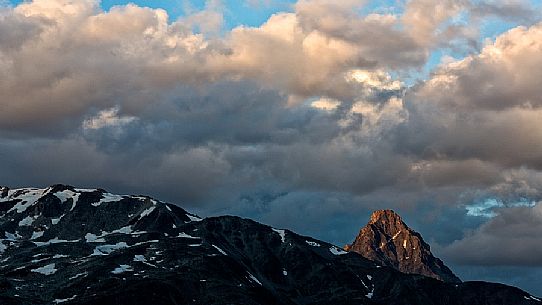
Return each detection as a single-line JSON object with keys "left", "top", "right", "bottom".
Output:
{"left": 0, "top": 184, "right": 540, "bottom": 305}
{"left": 345, "top": 209, "right": 461, "bottom": 283}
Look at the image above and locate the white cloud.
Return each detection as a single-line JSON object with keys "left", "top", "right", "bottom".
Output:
{"left": 311, "top": 97, "right": 341, "bottom": 111}
{"left": 83, "top": 107, "right": 137, "bottom": 130}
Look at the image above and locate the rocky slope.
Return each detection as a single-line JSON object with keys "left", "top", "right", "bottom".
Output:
{"left": 345, "top": 210, "right": 460, "bottom": 283}
{"left": 0, "top": 185, "right": 540, "bottom": 305}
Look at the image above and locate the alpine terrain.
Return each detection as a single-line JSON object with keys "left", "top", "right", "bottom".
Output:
{"left": 0, "top": 185, "right": 540, "bottom": 305}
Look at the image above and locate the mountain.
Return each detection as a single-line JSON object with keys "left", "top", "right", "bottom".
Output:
{"left": 345, "top": 210, "right": 461, "bottom": 283}
{"left": 0, "top": 185, "right": 540, "bottom": 305}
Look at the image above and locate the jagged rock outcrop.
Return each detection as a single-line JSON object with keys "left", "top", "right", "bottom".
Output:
{"left": 0, "top": 186, "right": 539, "bottom": 305}
{"left": 345, "top": 210, "right": 461, "bottom": 283}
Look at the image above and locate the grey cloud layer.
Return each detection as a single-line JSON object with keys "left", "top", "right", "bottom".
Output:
{"left": 1, "top": 0, "right": 542, "bottom": 295}
{"left": 443, "top": 203, "right": 542, "bottom": 266}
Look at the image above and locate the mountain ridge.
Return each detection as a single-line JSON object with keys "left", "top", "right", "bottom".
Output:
{"left": 0, "top": 184, "right": 540, "bottom": 305}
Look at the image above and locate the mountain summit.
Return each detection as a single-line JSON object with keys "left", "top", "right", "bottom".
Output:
{"left": 345, "top": 210, "right": 461, "bottom": 283}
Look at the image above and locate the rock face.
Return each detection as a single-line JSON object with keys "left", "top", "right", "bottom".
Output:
{"left": 345, "top": 210, "right": 461, "bottom": 283}
{"left": 0, "top": 185, "right": 539, "bottom": 305}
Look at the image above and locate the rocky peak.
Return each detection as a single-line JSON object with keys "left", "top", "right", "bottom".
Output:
{"left": 370, "top": 209, "right": 398, "bottom": 221}
{"left": 345, "top": 209, "right": 461, "bottom": 283}
{"left": 368, "top": 209, "right": 406, "bottom": 228}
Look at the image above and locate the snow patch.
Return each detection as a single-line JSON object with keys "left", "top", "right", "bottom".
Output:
{"left": 85, "top": 233, "right": 105, "bottom": 243}
{"left": 34, "top": 238, "right": 78, "bottom": 247}
{"left": 305, "top": 240, "right": 320, "bottom": 247}
{"left": 247, "top": 272, "right": 262, "bottom": 285}
{"left": 54, "top": 190, "right": 81, "bottom": 211}
{"left": 133, "top": 255, "right": 147, "bottom": 262}
{"left": 92, "top": 193, "right": 125, "bottom": 207}
{"left": 187, "top": 214, "right": 203, "bottom": 222}
{"left": 364, "top": 274, "right": 375, "bottom": 299}
{"left": 31, "top": 257, "right": 49, "bottom": 264}
{"left": 131, "top": 230, "right": 147, "bottom": 236}
{"left": 111, "top": 226, "right": 132, "bottom": 234}
{"left": 132, "top": 240, "right": 159, "bottom": 247}
{"left": 54, "top": 295, "right": 77, "bottom": 304}
{"left": 69, "top": 272, "right": 87, "bottom": 280}
{"left": 51, "top": 217, "right": 63, "bottom": 225}
{"left": 31, "top": 263, "right": 57, "bottom": 275}
{"left": 111, "top": 264, "right": 133, "bottom": 274}
{"left": 212, "top": 244, "right": 227, "bottom": 255}
{"left": 178, "top": 232, "right": 200, "bottom": 239}
{"left": 6, "top": 188, "right": 48, "bottom": 213}
{"left": 329, "top": 247, "right": 348, "bottom": 255}
{"left": 18, "top": 216, "right": 35, "bottom": 226}
{"left": 272, "top": 229, "right": 286, "bottom": 243}
{"left": 5, "top": 232, "right": 21, "bottom": 241}
{"left": 139, "top": 206, "right": 156, "bottom": 219}
{"left": 91, "top": 242, "right": 128, "bottom": 256}
{"left": 75, "top": 188, "right": 96, "bottom": 193}
{"left": 30, "top": 231, "right": 44, "bottom": 240}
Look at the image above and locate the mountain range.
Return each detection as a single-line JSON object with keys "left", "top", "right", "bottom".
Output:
{"left": 0, "top": 184, "right": 540, "bottom": 305}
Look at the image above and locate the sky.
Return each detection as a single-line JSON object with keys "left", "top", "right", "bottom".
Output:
{"left": 1, "top": 0, "right": 542, "bottom": 296}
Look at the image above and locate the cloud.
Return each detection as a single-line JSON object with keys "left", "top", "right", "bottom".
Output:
{"left": 442, "top": 203, "right": 542, "bottom": 266}
{"left": 0, "top": 0, "right": 540, "bottom": 215}
{"left": 394, "top": 22, "right": 542, "bottom": 180}
{"left": 2, "top": 0, "right": 534, "bottom": 137}
{"left": 83, "top": 107, "right": 137, "bottom": 130}
{"left": 179, "top": 0, "right": 224, "bottom": 35}
{"left": 0, "top": 0, "right": 416, "bottom": 137}
{"left": 415, "top": 22, "right": 542, "bottom": 111}
{"left": 0, "top": 0, "right": 540, "bottom": 219}
{"left": 403, "top": 0, "right": 536, "bottom": 51}
{"left": 402, "top": 0, "right": 469, "bottom": 47}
